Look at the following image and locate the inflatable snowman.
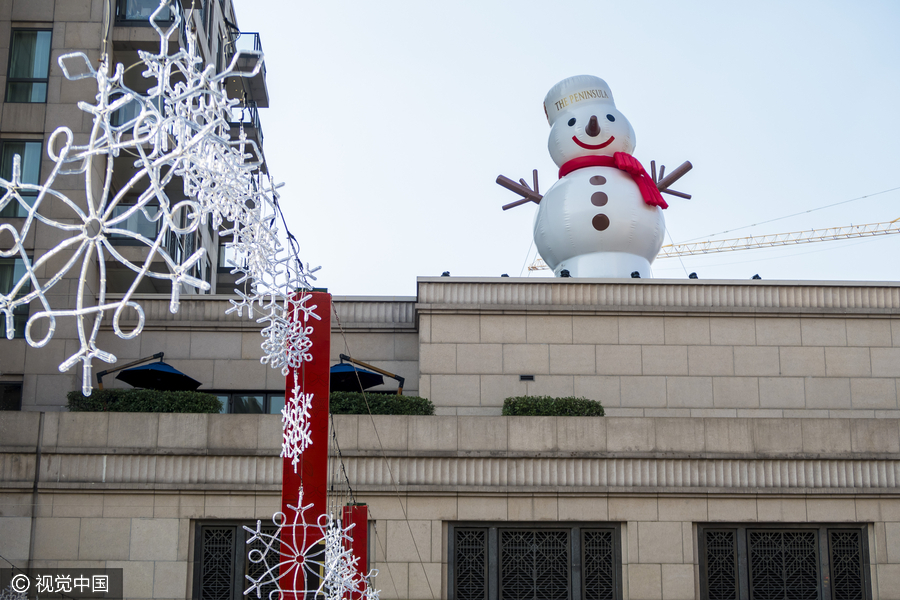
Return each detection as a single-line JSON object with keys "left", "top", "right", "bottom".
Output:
{"left": 500, "top": 75, "right": 688, "bottom": 278}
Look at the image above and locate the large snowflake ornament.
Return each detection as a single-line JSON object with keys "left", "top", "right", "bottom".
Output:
{"left": 243, "top": 488, "right": 379, "bottom": 600}
{"left": 0, "top": 0, "right": 318, "bottom": 394}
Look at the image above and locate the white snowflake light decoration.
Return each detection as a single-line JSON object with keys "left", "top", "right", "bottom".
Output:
{"left": 320, "top": 513, "right": 380, "bottom": 600}
{"left": 0, "top": 584, "right": 27, "bottom": 600}
{"left": 282, "top": 371, "right": 314, "bottom": 471}
{"left": 243, "top": 488, "right": 379, "bottom": 600}
{"left": 258, "top": 291, "right": 321, "bottom": 376}
{"left": 0, "top": 0, "right": 317, "bottom": 394}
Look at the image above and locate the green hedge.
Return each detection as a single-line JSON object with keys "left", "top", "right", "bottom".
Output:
{"left": 502, "top": 396, "right": 605, "bottom": 417}
{"left": 329, "top": 391, "right": 434, "bottom": 415}
{"left": 67, "top": 389, "right": 222, "bottom": 413}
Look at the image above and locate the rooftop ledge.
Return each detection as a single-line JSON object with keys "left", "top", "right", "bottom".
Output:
{"left": 415, "top": 277, "right": 900, "bottom": 315}
{"left": 417, "top": 277, "right": 900, "bottom": 287}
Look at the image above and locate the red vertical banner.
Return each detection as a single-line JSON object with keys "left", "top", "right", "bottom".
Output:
{"left": 282, "top": 291, "right": 332, "bottom": 598}
{"left": 342, "top": 504, "right": 369, "bottom": 599}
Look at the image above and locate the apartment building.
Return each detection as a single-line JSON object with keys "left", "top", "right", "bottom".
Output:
{"left": 0, "top": 0, "right": 270, "bottom": 411}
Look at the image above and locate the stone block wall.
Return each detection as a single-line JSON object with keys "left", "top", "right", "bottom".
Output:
{"left": 416, "top": 278, "right": 900, "bottom": 417}
{"left": 331, "top": 296, "right": 419, "bottom": 396}
{"left": 332, "top": 413, "right": 900, "bottom": 599}
{"left": 0, "top": 411, "right": 280, "bottom": 599}
{"left": 4, "top": 411, "right": 900, "bottom": 598}
{"left": 13, "top": 294, "right": 418, "bottom": 409}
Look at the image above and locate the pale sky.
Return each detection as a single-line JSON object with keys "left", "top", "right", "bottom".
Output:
{"left": 234, "top": 0, "right": 900, "bottom": 297}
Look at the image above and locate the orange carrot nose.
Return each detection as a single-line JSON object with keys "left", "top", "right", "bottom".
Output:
{"left": 585, "top": 115, "right": 601, "bottom": 137}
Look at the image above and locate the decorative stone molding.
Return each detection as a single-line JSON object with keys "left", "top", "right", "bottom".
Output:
{"left": 342, "top": 455, "right": 900, "bottom": 493}
{"left": 102, "top": 294, "right": 260, "bottom": 330}
{"left": 417, "top": 277, "right": 900, "bottom": 315}
{"left": 4, "top": 451, "right": 897, "bottom": 494}
{"left": 98, "top": 295, "right": 419, "bottom": 332}
{"left": 332, "top": 296, "right": 417, "bottom": 331}
{"left": 0, "top": 452, "right": 281, "bottom": 490}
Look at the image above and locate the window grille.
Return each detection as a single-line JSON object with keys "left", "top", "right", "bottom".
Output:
{"left": 455, "top": 529, "right": 487, "bottom": 600}
{"left": 748, "top": 530, "right": 818, "bottom": 598}
{"left": 699, "top": 525, "right": 870, "bottom": 600}
{"left": 246, "top": 525, "right": 279, "bottom": 600}
{"left": 829, "top": 530, "right": 865, "bottom": 600}
{"left": 582, "top": 530, "right": 616, "bottom": 600}
{"left": 703, "top": 530, "right": 738, "bottom": 600}
{"left": 198, "top": 526, "right": 236, "bottom": 600}
{"left": 450, "top": 523, "right": 620, "bottom": 600}
{"left": 195, "top": 522, "right": 278, "bottom": 600}
{"left": 500, "top": 529, "right": 569, "bottom": 600}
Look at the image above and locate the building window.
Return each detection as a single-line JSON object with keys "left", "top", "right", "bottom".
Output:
{"left": 0, "top": 258, "right": 30, "bottom": 338}
{"left": 6, "top": 30, "right": 51, "bottom": 103}
{"left": 217, "top": 237, "right": 246, "bottom": 273}
{"left": 108, "top": 203, "right": 160, "bottom": 241}
{"left": 0, "top": 140, "right": 42, "bottom": 217}
{"left": 116, "top": 0, "right": 173, "bottom": 22}
{"left": 449, "top": 523, "right": 622, "bottom": 600}
{"left": 213, "top": 391, "right": 285, "bottom": 414}
{"left": 698, "top": 524, "right": 871, "bottom": 600}
{"left": 0, "top": 383, "right": 23, "bottom": 410}
{"left": 193, "top": 522, "right": 278, "bottom": 600}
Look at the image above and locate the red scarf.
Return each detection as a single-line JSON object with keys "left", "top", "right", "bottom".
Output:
{"left": 558, "top": 153, "right": 668, "bottom": 209}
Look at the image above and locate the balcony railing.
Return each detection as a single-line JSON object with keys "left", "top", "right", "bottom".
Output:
{"left": 223, "top": 31, "right": 269, "bottom": 108}
{"left": 227, "top": 101, "right": 264, "bottom": 167}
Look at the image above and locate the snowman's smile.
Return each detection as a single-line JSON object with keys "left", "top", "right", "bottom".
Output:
{"left": 573, "top": 135, "right": 615, "bottom": 150}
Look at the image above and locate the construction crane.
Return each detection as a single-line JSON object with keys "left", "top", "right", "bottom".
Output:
{"left": 527, "top": 219, "right": 900, "bottom": 271}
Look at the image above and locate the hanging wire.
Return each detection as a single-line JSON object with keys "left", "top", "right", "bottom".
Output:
{"left": 677, "top": 184, "right": 900, "bottom": 244}
{"left": 519, "top": 239, "right": 535, "bottom": 277}
{"left": 367, "top": 508, "right": 400, "bottom": 599}
{"left": 331, "top": 302, "right": 438, "bottom": 599}
{"left": 327, "top": 412, "right": 358, "bottom": 520}
{"left": 664, "top": 227, "right": 691, "bottom": 278}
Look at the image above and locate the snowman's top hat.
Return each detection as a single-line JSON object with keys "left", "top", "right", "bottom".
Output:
{"left": 543, "top": 75, "right": 615, "bottom": 126}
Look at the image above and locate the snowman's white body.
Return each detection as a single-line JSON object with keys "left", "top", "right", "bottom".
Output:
{"left": 534, "top": 167, "right": 665, "bottom": 278}
{"left": 534, "top": 75, "right": 666, "bottom": 278}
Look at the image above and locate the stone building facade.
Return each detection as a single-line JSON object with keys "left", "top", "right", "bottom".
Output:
{"left": 3, "top": 277, "right": 900, "bottom": 599}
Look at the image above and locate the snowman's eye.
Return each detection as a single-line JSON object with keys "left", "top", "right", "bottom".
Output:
{"left": 606, "top": 114, "right": 615, "bottom": 122}
{"left": 567, "top": 118, "right": 576, "bottom": 126}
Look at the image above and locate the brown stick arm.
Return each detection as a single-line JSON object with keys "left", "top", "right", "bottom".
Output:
{"left": 497, "top": 171, "right": 543, "bottom": 211}
{"left": 656, "top": 161, "right": 692, "bottom": 191}
{"left": 661, "top": 188, "right": 692, "bottom": 199}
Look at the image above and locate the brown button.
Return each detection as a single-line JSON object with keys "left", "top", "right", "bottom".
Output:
{"left": 592, "top": 214, "right": 610, "bottom": 231}
{"left": 589, "top": 176, "right": 607, "bottom": 185}
{"left": 591, "top": 192, "right": 608, "bottom": 207}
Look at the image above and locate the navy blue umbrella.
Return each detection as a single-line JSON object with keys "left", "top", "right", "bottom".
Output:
{"left": 116, "top": 361, "right": 202, "bottom": 391}
{"left": 330, "top": 363, "right": 384, "bottom": 392}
